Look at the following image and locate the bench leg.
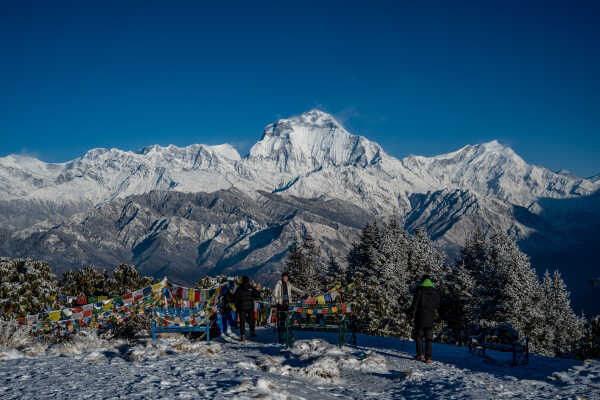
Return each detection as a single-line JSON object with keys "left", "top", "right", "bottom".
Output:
{"left": 206, "top": 318, "right": 210, "bottom": 343}
{"left": 512, "top": 345, "right": 516, "bottom": 366}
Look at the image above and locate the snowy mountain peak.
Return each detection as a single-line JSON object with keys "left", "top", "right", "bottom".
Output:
{"left": 133, "top": 143, "right": 241, "bottom": 161}
{"left": 248, "top": 109, "right": 384, "bottom": 171}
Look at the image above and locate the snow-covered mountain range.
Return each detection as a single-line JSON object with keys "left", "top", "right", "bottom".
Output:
{"left": 1, "top": 109, "right": 598, "bottom": 311}
{"left": 2, "top": 109, "right": 596, "bottom": 210}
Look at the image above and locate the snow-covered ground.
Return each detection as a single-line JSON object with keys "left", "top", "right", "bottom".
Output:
{"left": 0, "top": 327, "right": 597, "bottom": 399}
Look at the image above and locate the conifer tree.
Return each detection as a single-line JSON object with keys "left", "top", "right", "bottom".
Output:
{"left": 440, "top": 261, "right": 476, "bottom": 344}
{"left": 542, "top": 270, "right": 584, "bottom": 356}
{"left": 346, "top": 222, "right": 383, "bottom": 334}
{"left": 461, "top": 231, "right": 547, "bottom": 352}
{"left": 285, "top": 232, "right": 323, "bottom": 297}
{"left": 324, "top": 255, "right": 345, "bottom": 290}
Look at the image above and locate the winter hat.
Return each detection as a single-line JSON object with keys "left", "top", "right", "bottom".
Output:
{"left": 420, "top": 279, "right": 435, "bottom": 287}
{"left": 420, "top": 275, "right": 435, "bottom": 287}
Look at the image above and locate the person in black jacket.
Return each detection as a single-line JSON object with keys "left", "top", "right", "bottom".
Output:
{"left": 233, "top": 276, "right": 262, "bottom": 341}
{"left": 408, "top": 274, "right": 441, "bottom": 363}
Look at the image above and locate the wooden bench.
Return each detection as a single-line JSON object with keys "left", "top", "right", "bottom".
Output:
{"left": 151, "top": 306, "right": 216, "bottom": 342}
{"left": 283, "top": 303, "right": 356, "bottom": 348}
{"left": 468, "top": 324, "right": 529, "bottom": 365}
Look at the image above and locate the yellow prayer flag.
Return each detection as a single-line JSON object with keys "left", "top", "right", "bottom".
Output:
{"left": 317, "top": 295, "right": 326, "bottom": 305}
{"left": 307, "top": 309, "right": 313, "bottom": 315}
{"left": 98, "top": 296, "right": 108, "bottom": 302}
{"left": 189, "top": 289, "right": 195, "bottom": 303}
{"left": 103, "top": 301, "right": 113, "bottom": 311}
{"left": 49, "top": 311, "right": 60, "bottom": 321}
{"left": 152, "top": 282, "right": 163, "bottom": 293}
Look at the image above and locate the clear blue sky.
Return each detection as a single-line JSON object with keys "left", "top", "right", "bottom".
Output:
{"left": 1, "top": 1, "right": 598, "bottom": 176}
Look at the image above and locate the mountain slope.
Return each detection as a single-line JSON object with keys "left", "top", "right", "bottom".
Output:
{"left": 0, "top": 189, "right": 372, "bottom": 284}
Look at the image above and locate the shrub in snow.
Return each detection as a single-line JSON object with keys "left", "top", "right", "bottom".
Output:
{"left": 301, "top": 356, "right": 341, "bottom": 381}
{"left": 359, "top": 352, "right": 388, "bottom": 373}
{"left": 105, "top": 314, "right": 152, "bottom": 340}
{"left": 60, "top": 263, "right": 154, "bottom": 298}
{"left": 0, "top": 319, "right": 32, "bottom": 349}
{"left": 290, "top": 339, "right": 340, "bottom": 360}
{"left": 0, "top": 257, "right": 60, "bottom": 318}
{"left": 47, "top": 328, "right": 121, "bottom": 356}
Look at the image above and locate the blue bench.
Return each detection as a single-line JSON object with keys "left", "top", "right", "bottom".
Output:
{"left": 468, "top": 324, "right": 529, "bottom": 365}
{"left": 151, "top": 306, "right": 216, "bottom": 342}
{"left": 282, "top": 303, "right": 356, "bottom": 348}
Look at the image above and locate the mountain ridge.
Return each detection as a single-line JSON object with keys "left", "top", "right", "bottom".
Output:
{"left": 1, "top": 110, "right": 597, "bottom": 209}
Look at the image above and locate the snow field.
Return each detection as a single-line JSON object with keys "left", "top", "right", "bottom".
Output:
{"left": 0, "top": 327, "right": 598, "bottom": 399}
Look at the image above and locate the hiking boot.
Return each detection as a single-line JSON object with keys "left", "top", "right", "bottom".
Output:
{"left": 415, "top": 355, "right": 425, "bottom": 361}
{"left": 240, "top": 336, "right": 246, "bottom": 342}
{"left": 425, "top": 359, "right": 433, "bottom": 364}
{"left": 250, "top": 332, "right": 257, "bottom": 338}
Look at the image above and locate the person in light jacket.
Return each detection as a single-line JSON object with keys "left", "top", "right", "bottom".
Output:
{"left": 272, "top": 272, "right": 304, "bottom": 343}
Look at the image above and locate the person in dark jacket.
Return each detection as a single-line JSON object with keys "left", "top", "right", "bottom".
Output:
{"left": 233, "top": 276, "right": 262, "bottom": 341}
{"left": 408, "top": 274, "right": 441, "bottom": 363}
{"left": 220, "top": 281, "right": 237, "bottom": 336}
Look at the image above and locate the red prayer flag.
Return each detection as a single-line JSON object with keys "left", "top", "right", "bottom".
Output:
{"left": 194, "top": 290, "right": 200, "bottom": 302}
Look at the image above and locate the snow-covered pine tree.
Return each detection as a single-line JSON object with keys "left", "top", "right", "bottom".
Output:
{"left": 346, "top": 220, "right": 446, "bottom": 337}
{"left": 323, "top": 255, "right": 346, "bottom": 291}
{"left": 0, "top": 258, "right": 60, "bottom": 317}
{"left": 346, "top": 222, "right": 384, "bottom": 334}
{"left": 463, "top": 232, "right": 547, "bottom": 353}
{"left": 285, "top": 232, "right": 323, "bottom": 297}
{"left": 440, "top": 260, "right": 476, "bottom": 345}
{"left": 542, "top": 270, "right": 584, "bottom": 356}
{"left": 576, "top": 314, "right": 600, "bottom": 359}
{"left": 407, "top": 227, "right": 445, "bottom": 286}
{"left": 346, "top": 222, "right": 380, "bottom": 283}
{"left": 377, "top": 218, "right": 412, "bottom": 337}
